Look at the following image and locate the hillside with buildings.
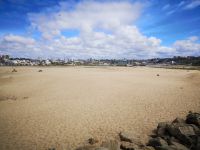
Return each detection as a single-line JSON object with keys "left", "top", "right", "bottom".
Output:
{"left": 1, "top": 55, "right": 200, "bottom": 67}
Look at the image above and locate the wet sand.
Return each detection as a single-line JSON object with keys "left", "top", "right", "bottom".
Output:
{"left": 0, "top": 66, "right": 200, "bottom": 150}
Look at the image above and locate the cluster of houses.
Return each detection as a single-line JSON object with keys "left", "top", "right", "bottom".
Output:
{"left": 0, "top": 55, "right": 147, "bottom": 66}
{"left": 1, "top": 55, "right": 200, "bottom": 67}
{"left": 0, "top": 55, "right": 51, "bottom": 66}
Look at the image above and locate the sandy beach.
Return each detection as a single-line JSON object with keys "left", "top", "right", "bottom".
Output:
{"left": 0, "top": 66, "right": 200, "bottom": 150}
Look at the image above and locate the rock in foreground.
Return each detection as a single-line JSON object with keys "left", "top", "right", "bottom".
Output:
{"left": 72, "top": 111, "right": 200, "bottom": 150}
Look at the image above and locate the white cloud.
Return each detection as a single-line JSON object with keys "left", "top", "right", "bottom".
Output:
{"left": 0, "top": 34, "right": 39, "bottom": 58}
{"left": 166, "top": 10, "right": 176, "bottom": 15}
{"left": 2, "top": 34, "right": 35, "bottom": 45}
{"left": 0, "top": 27, "right": 175, "bottom": 59}
{"left": 28, "top": 1, "right": 143, "bottom": 39}
{"left": 178, "top": 1, "right": 185, "bottom": 7}
{"left": 173, "top": 36, "right": 200, "bottom": 55}
{"left": 0, "top": 1, "right": 199, "bottom": 59}
{"left": 184, "top": 0, "right": 200, "bottom": 9}
{"left": 162, "top": 4, "right": 170, "bottom": 10}
{"left": 26, "top": 1, "right": 175, "bottom": 59}
{"left": 165, "top": 0, "right": 200, "bottom": 16}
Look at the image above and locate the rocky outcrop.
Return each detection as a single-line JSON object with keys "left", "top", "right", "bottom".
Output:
{"left": 150, "top": 112, "right": 200, "bottom": 150}
{"left": 50, "top": 112, "right": 200, "bottom": 150}
{"left": 186, "top": 112, "right": 200, "bottom": 127}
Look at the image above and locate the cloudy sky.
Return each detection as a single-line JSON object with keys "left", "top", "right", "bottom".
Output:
{"left": 0, "top": 0, "right": 200, "bottom": 59}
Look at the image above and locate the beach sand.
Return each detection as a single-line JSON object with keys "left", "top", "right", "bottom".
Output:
{"left": 0, "top": 66, "right": 200, "bottom": 150}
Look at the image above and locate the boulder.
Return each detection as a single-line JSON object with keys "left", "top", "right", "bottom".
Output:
{"left": 101, "top": 140, "right": 120, "bottom": 150}
{"left": 38, "top": 70, "right": 43, "bottom": 72}
{"left": 166, "top": 123, "right": 196, "bottom": 146}
{"left": 189, "top": 124, "right": 200, "bottom": 135}
{"left": 194, "top": 136, "right": 200, "bottom": 150}
{"left": 177, "top": 125, "right": 195, "bottom": 136}
{"left": 172, "top": 118, "right": 185, "bottom": 124}
{"left": 147, "top": 137, "right": 168, "bottom": 148}
{"left": 186, "top": 112, "right": 200, "bottom": 127}
{"left": 119, "top": 132, "right": 143, "bottom": 146}
{"left": 157, "top": 122, "right": 170, "bottom": 129}
{"left": 169, "top": 141, "right": 189, "bottom": 150}
{"left": 119, "top": 132, "right": 135, "bottom": 143}
{"left": 156, "top": 122, "right": 170, "bottom": 138}
{"left": 168, "top": 137, "right": 180, "bottom": 145}
{"left": 149, "top": 133, "right": 158, "bottom": 138}
{"left": 152, "top": 145, "right": 176, "bottom": 150}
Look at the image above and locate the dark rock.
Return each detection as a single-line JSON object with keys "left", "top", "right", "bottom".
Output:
{"left": 168, "top": 137, "right": 180, "bottom": 145}
{"left": 147, "top": 137, "right": 168, "bottom": 147}
{"left": 173, "top": 124, "right": 195, "bottom": 135}
{"left": 156, "top": 127, "right": 169, "bottom": 138}
{"left": 194, "top": 136, "right": 200, "bottom": 150}
{"left": 75, "top": 112, "right": 200, "bottom": 150}
{"left": 120, "top": 141, "right": 139, "bottom": 150}
{"left": 157, "top": 74, "right": 160, "bottom": 76}
{"left": 186, "top": 112, "right": 200, "bottom": 127}
{"left": 119, "top": 132, "right": 143, "bottom": 146}
{"left": 189, "top": 124, "right": 200, "bottom": 135}
{"left": 172, "top": 118, "right": 185, "bottom": 124}
{"left": 166, "top": 123, "right": 196, "bottom": 146}
{"left": 88, "top": 138, "right": 99, "bottom": 145}
{"left": 156, "top": 122, "right": 170, "bottom": 138}
{"left": 169, "top": 141, "right": 189, "bottom": 150}
{"left": 48, "top": 148, "right": 56, "bottom": 150}
{"left": 119, "top": 132, "right": 135, "bottom": 143}
{"left": 101, "top": 140, "right": 120, "bottom": 150}
{"left": 38, "top": 70, "right": 43, "bottom": 72}
{"left": 150, "top": 133, "right": 158, "bottom": 138}
{"left": 157, "top": 122, "right": 170, "bottom": 129}
{"left": 153, "top": 145, "right": 176, "bottom": 150}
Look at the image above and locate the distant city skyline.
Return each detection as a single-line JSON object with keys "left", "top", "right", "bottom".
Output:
{"left": 0, "top": 0, "right": 200, "bottom": 59}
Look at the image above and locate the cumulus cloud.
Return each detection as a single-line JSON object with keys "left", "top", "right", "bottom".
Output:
{"left": 26, "top": 1, "right": 174, "bottom": 59}
{"left": 173, "top": 36, "right": 200, "bottom": 55}
{"left": 0, "top": 1, "right": 199, "bottom": 59}
{"left": 0, "top": 26, "right": 176, "bottom": 59}
{"left": 0, "top": 34, "right": 39, "bottom": 57}
{"left": 28, "top": 1, "right": 143, "bottom": 39}
{"left": 2, "top": 34, "right": 35, "bottom": 45}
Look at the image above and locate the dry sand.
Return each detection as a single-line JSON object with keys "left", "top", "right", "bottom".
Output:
{"left": 0, "top": 66, "right": 200, "bottom": 150}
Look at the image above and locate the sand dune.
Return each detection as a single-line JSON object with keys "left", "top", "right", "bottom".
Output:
{"left": 0, "top": 66, "right": 200, "bottom": 150}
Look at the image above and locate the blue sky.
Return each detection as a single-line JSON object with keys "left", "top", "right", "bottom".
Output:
{"left": 0, "top": 0, "right": 200, "bottom": 59}
{"left": 136, "top": 0, "right": 200, "bottom": 46}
